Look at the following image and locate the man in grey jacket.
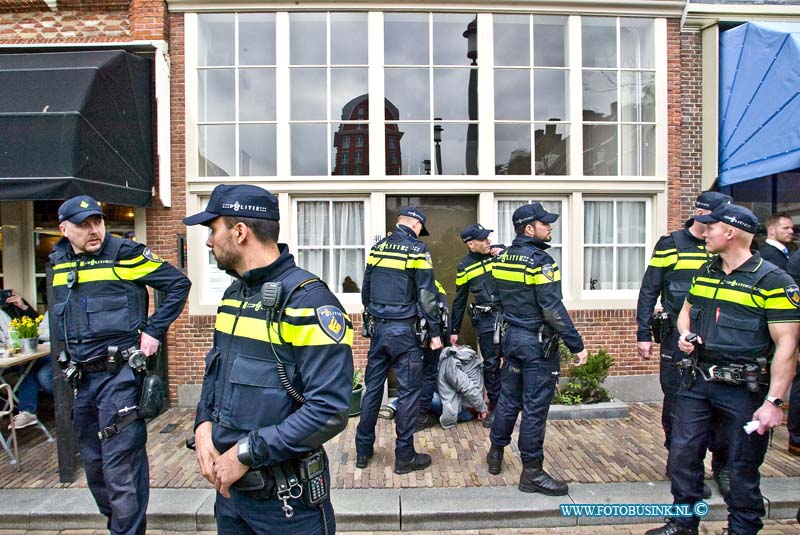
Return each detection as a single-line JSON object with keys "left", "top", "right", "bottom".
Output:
{"left": 437, "top": 346, "right": 489, "bottom": 428}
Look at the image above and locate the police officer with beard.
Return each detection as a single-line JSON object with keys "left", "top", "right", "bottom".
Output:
{"left": 186, "top": 185, "right": 353, "bottom": 535}
{"left": 487, "top": 203, "right": 587, "bottom": 495}
{"left": 636, "top": 191, "right": 732, "bottom": 498}
{"left": 646, "top": 204, "right": 799, "bottom": 535}
{"left": 355, "top": 206, "right": 442, "bottom": 474}
{"left": 450, "top": 224, "right": 503, "bottom": 428}
{"left": 51, "top": 195, "right": 190, "bottom": 535}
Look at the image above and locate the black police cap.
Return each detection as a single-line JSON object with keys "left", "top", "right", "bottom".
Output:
{"left": 696, "top": 191, "right": 732, "bottom": 211}
{"left": 183, "top": 185, "right": 280, "bottom": 226}
{"left": 511, "top": 202, "right": 559, "bottom": 227}
{"left": 460, "top": 224, "right": 492, "bottom": 243}
{"left": 58, "top": 195, "right": 104, "bottom": 224}
{"left": 695, "top": 204, "right": 758, "bottom": 234}
{"left": 398, "top": 206, "right": 429, "bottom": 236}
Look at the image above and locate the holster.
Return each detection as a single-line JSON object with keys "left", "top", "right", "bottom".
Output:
{"left": 539, "top": 324, "right": 560, "bottom": 360}
{"left": 649, "top": 312, "right": 672, "bottom": 344}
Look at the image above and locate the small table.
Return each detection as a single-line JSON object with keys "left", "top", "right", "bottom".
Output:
{"left": 0, "top": 344, "right": 55, "bottom": 445}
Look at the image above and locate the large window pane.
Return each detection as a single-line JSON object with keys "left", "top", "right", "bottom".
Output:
{"left": 534, "top": 70, "right": 568, "bottom": 121}
{"left": 585, "top": 201, "right": 614, "bottom": 244}
{"left": 198, "top": 14, "right": 234, "bottom": 66}
{"left": 617, "top": 201, "right": 646, "bottom": 243}
{"left": 389, "top": 123, "right": 430, "bottom": 175}
{"left": 584, "top": 199, "right": 647, "bottom": 290}
{"left": 495, "top": 124, "right": 531, "bottom": 175}
{"left": 198, "top": 125, "right": 234, "bottom": 177}
{"left": 291, "top": 124, "right": 327, "bottom": 175}
{"left": 494, "top": 15, "right": 529, "bottom": 66}
{"left": 239, "top": 13, "right": 275, "bottom": 66}
{"left": 291, "top": 68, "right": 327, "bottom": 120}
{"left": 385, "top": 68, "right": 430, "bottom": 120}
{"left": 434, "top": 68, "right": 475, "bottom": 121}
{"left": 583, "top": 125, "right": 618, "bottom": 175}
{"left": 333, "top": 201, "right": 365, "bottom": 245}
{"left": 198, "top": 70, "right": 234, "bottom": 122}
{"left": 331, "top": 13, "right": 368, "bottom": 65}
{"left": 618, "top": 248, "right": 645, "bottom": 289}
{"left": 621, "top": 18, "right": 654, "bottom": 69}
{"left": 436, "top": 123, "right": 479, "bottom": 175}
{"left": 495, "top": 69, "right": 530, "bottom": 121}
{"left": 585, "top": 247, "right": 613, "bottom": 290}
{"left": 583, "top": 71, "right": 618, "bottom": 121}
{"left": 534, "top": 123, "right": 569, "bottom": 175}
{"left": 621, "top": 125, "right": 655, "bottom": 176}
{"left": 620, "top": 71, "right": 655, "bottom": 122}
{"left": 298, "top": 201, "right": 330, "bottom": 245}
{"left": 335, "top": 250, "right": 365, "bottom": 293}
{"left": 290, "top": 13, "right": 326, "bottom": 65}
{"left": 433, "top": 13, "right": 477, "bottom": 66}
{"left": 297, "top": 249, "right": 330, "bottom": 282}
{"left": 331, "top": 68, "right": 368, "bottom": 119}
{"left": 384, "top": 13, "right": 428, "bottom": 65}
{"left": 582, "top": 17, "right": 616, "bottom": 68}
{"left": 533, "top": 16, "right": 567, "bottom": 67}
{"left": 332, "top": 123, "right": 369, "bottom": 175}
{"left": 239, "top": 69, "right": 275, "bottom": 121}
{"left": 239, "top": 124, "right": 276, "bottom": 176}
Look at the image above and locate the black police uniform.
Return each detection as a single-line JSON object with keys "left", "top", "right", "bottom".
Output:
{"left": 418, "top": 281, "right": 449, "bottom": 427}
{"left": 667, "top": 253, "right": 800, "bottom": 535}
{"left": 356, "top": 224, "right": 441, "bottom": 467}
{"left": 636, "top": 221, "right": 728, "bottom": 467}
{"left": 195, "top": 245, "right": 353, "bottom": 535}
{"left": 452, "top": 250, "right": 502, "bottom": 410}
{"left": 782, "top": 250, "right": 800, "bottom": 454}
{"left": 51, "top": 233, "right": 190, "bottom": 535}
{"left": 491, "top": 235, "right": 584, "bottom": 465}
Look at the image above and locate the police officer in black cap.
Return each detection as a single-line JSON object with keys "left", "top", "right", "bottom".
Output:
{"left": 355, "top": 206, "right": 442, "bottom": 474}
{"left": 186, "top": 185, "right": 354, "bottom": 534}
{"left": 487, "top": 202, "right": 587, "bottom": 495}
{"left": 636, "top": 191, "right": 732, "bottom": 499}
{"left": 50, "top": 195, "right": 191, "bottom": 535}
{"left": 450, "top": 223, "right": 504, "bottom": 428}
{"left": 646, "top": 204, "right": 799, "bottom": 535}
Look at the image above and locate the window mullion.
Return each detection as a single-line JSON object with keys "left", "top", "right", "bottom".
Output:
{"left": 568, "top": 15, "right": 583, "bottom": 177}
{"left": 275, "top": 12, "right": 291, "bottom": 177}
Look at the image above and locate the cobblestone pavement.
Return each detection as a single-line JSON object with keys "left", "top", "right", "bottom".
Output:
{"left": 1, "top": 403, "right": 797, "bottom": 490}
{"left": 2, "top": 518, "right": 799, "bottom": 534}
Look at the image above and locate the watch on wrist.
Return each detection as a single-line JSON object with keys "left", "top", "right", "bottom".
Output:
{"left": 766, "top": 395, "right": 784, "bottom": 408}
{"left": 236, "top": 438, "right": 253, "bottom": 466}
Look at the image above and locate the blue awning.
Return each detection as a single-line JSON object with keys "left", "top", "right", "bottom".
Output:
{"left": 718, "top": 22, "right": 800, "bottom": 186}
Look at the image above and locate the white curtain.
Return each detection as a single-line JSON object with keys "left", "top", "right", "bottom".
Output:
{"left": 333, "top": 201, "right": 365, "bottom": 293}
{"left": 297, "top": 201, "right": 329, "bottom": 279}
{"left": 497, "top": 200, "right": 562, "bottom": 267}
{"left": 584, "top": 200, "right": 645, "bottom": 290}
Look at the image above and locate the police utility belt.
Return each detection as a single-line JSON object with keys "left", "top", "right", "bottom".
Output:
{"left": 468, "top": 303, "right": 497, "bottom": 318}
{"left": 677, "top": 349, "right": 769, "bottom": 392}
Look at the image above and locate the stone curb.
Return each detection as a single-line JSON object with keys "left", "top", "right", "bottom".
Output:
{"left": 0, "top": 477, "right": 795, "bottom": 532}
{"left": 547, "top": 400, "right": 630, "bottom": 420}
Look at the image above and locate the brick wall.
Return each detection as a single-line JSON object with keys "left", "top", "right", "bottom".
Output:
{"left": 680, "top": 28, "right": 704, "bottom": 223}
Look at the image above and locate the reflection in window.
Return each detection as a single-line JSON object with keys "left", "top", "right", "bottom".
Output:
{"left": 584, "top": 199, "right": 646, "bottom": 290}
{"left": 497, "top": 200, "right": 564, "bottom": 269}
{"left": 385, "top": 12, "right": 478, "bottom": 175}
{"left": 493, "top": 15, "right": 568, "bottom": 176}
{"left": 296, "top": 200, "right": 366, "bottom": 293}
{"left": 197, "top": 13, "right": 276, "bottom": 177}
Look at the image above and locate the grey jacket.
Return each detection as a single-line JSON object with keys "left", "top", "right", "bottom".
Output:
{"left": 437, "top": 346, "right": 487, "bottom": 428}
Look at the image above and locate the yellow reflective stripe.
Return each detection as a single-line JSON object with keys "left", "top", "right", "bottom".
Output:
{"left": 695, "top": 277, "right": 721, "bottom": 286}
{"left": 673, "top": 259, "right": 707, "bottom": 271}
{"left": 455, "top": 271, "right": 468, "bottom": 286}
{"left": 435, "top": 281, "right": 446, "bottom": 295}
{"left": 284, "top": 307, "right": 316, "bottom": 317}
{"left": 53, "top": 261, "right": 77, "bottom": 270}
{"left": 117, "top": 255, "right": 145, "bottom": 266}
{"left": 114, "top": 261, "right": 161, "bottom": 280}
{"left": 368, "top": 257, "right": 406, "bottom": 269}
{"left": 761, "top": 287, "right": 786, "bottom": 297}
{"left": 649, "top": 254, "right": 677, "bottom": 268}
{"left": 53, "top": 272, "right": 69, "bottom": 286}
{"left": 654, "top": 248, "right": 677, "bottom": 256}
{"left": 493, "top": 268, "right": 527, "bottom": 283}
{"left": 216, "top": 312, "right": 354, "bottom": 346}
{"left": 370, "top": 251, "right": 407, "bottom": 260}
{"left": 531, "top": 272, "right": 560, "bottom": 284}
{"left": 220, "top": 299, "right": 241, "bottom": 308}
{"left": 689, "top": 284, "right": 762, "bottom": 308}
{"left": 676, "top": 252, "right": 708, "bottom": 258}
{"left": 765, "top": 295, "right": 797, "bottom": 310}
{"left": 407, "top": 258, "right": 432, "bottom": 269}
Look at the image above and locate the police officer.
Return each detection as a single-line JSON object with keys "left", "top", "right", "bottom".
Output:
{"left": 51, "top": 195, "right": 190, "bottom": 535}
{"left": 355, "top": 206, "right": 442, "bottom": 474}
{"left": 646, "top": 204, "right": 799, "bottom": 535}
{"left": 487, "top": 203, "right": 587, "bottom": 495}
{"left": 416, "top": 280, "right": 450, "bottom": 430}
{"left": 636, "top": 191, "right": 732, "bottom": 498}
{"left": 450, "top": 223, "right": 503, "bottom": 428}
{"left": 186, "top": 185, "right": 353, "bottom": 535}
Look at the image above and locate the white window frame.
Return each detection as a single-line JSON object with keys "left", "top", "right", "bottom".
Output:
{"left": 291, "top": 196, "right": 370, "bottom": 308}
{"left": 581, "top": 195, "right": 652, "bottom": 300}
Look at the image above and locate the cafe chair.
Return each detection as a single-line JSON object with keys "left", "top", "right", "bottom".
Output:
{"left": 0, "top": 383, "right": 20, "bottom": 469}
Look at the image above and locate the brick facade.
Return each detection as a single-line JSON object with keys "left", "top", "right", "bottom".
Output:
{"left": 2, "top": 5, "right": 704, "bottom": 400}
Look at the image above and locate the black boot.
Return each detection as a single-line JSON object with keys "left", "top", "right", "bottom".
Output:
{"left": 644, "top": 518, "right": 698, "bottom": 535}
{"left": 486, "top": 445, "right": 504, "bottom": 475}
{"left": 355, "top": 449, "right": 373, "bottom": 469}
{"left": 713, "top": 465, "right": 731, "bottom": 498}
{"left": 482, "top": 410, "right": 495, "bottom": 428}
{"left": 518, "top": 458, "right": 568, "bottom": 495}
{"left": 394, "top": 453, "right": 432, "bottom": 475}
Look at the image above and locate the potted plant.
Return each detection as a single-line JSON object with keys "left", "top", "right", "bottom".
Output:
{"left": 10, "top": 315, "right": 43, "bottom": 354}
{"left": 349, "top": 369, "right": 364, "bottom": 417}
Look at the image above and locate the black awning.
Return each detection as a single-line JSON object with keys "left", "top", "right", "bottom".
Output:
{"left": 0, "top": 50, "right": 154, "bottom": 206}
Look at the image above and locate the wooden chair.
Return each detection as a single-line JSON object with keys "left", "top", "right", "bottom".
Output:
{"left": 0, "top": 383, "right": 20, "bottom": 469}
